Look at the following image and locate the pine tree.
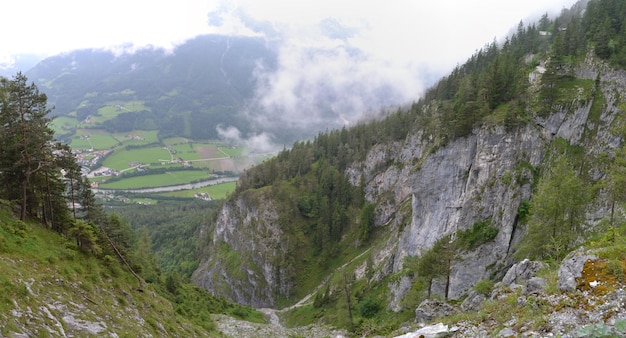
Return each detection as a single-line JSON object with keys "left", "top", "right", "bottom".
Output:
{"left": 1, "top": 73, "right": 56, "bottom": 220}
{"left": 516, "top": 156, "right": 589, "bottom": 260}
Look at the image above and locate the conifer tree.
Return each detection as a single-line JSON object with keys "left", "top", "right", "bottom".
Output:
{"left": 1, "top": 73, "right": 57, "bottom": 220}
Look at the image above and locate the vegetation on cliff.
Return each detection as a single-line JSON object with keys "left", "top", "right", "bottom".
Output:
{"left": 197, "top": 0, "right": 626, "bottom": 335}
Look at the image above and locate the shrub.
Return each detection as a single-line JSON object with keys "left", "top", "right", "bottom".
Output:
{"left": 456, "top": 221, "right": 499, "bottom": 251}
{"left": 473, "top": 279, "right": 495, "bottom": 296}
{"left": 357, "top": 298, "right": 381, "bottom": 318}
{"left": 517, "top": 199, "right": 531, "bottom": 224}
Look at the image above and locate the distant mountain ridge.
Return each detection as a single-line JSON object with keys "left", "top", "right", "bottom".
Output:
{"left": 25, "top": 35, "right": 277, "bottom": 141}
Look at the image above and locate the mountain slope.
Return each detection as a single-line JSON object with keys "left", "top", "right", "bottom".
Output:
{"left": 0, "top": 203, "right": 217, "bottom": 337}
{"left": 192, "top": 0, "right": 626, "bottom": 333}
{"left": 25, "top": 35, "right": 276, "bottom": 141}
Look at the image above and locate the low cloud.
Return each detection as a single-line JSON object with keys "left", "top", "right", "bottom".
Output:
{"left": 228, "top": 17, "right": 431, "bottom": 143}
{"left": 205, "top": 0, "right": 579, "bottom": 145}
{"left": 216, "top": 125, "right": 282, "bottom": 156}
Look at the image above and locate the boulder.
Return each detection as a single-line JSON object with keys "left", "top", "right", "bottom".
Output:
{"left": 394, "top": 323, "right": 458, "bottom": 338}
{"left": 461, "top": 290, "right": 486, "bottom": 312}
{"left": 558, "top": 250, "right": 597, "bottom": 292}
{"left": 497, "top": 327, "right": 516, "bottom": 337}
{"left": 502, "top": 259, "right": 544, "bottom": 286}
{"left": 415, "top": 299, "right": 457, "bottom": 324}
{"left": 523, "top": 277, "right": 547, "bottom": 295}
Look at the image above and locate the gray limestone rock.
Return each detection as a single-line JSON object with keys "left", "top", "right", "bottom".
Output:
{"left": 524, "top": 277, "right": 547, "bottom": 295}
{"left": 461, "top": 290, "right": 486, "bottom": 312}
{"left": 558, "top": 250, "right": 597, "bottom": 292}
{"left": 502, "top": 259, "right": 545, "bottom": 286}
{"left": 415, "top": 299, "right": 457, "bottom": 324}
{"left": 394, "top": 323, "right": 458, "bottom": 338}
{"left": 497, "top": 327, "right": 516, "bottom": 337}
{"left": 388, "top": 276, "right": 413, "bottom": 312}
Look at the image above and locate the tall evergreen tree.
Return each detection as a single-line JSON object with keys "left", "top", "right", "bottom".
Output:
{"left": 1, "top": 73, "right": 56, "bottom": 220}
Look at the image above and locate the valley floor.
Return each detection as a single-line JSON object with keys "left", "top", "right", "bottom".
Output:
{"left": 212, "top": 313, "right": 348, "bottom": 338}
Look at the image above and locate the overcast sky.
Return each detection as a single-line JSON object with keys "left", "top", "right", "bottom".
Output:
{"left": 1, "top": 0, "right": 580, "bottom": 145}
{"left": 2, "top": 0, "right": 578, "bottom": 69}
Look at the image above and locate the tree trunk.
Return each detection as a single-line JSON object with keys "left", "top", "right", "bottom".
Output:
{"left": 102, "top": 229, "right": 145, "bottom": 290}
{"left": 343, "top": 271, "right": 353, "bottom": 328}
{"left": 70, "top": 177, "right": 76, "bottom": 220}
{"left": 45, "top": 170, "right": 55, "bottom": 230}
{"left": 20, "top": 176, "right": 29, "bottom": 221}
{"left": 445, "top": 259, "right": 451, "bottom": 300}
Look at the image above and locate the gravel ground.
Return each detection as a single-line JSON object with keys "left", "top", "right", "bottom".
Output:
{"left": 212, "top": 311, "right": 349, "bottom": 338}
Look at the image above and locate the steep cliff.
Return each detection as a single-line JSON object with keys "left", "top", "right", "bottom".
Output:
{"left": 193, "top": 190, "right": 294, "bottom": 308}
{"left": 193, "top": 2, "right": 626, "bottom": 321}
{"left": 193, "top": 53, "right": 626, "bottom": 312}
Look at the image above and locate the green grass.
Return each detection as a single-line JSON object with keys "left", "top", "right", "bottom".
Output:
{"left": 218, "top": 146, "right": 243, "bottom": 157}
{"left": 99, "top": 170, "right": 211, "bottom": 189}
{"left": 171, "top": 143, "right": 201, "bottom": 161}
{"left": 154, "top": 182, "right": 236, "bottom": 200}
{"left": 556, "top": 78, "right": 595, "bottom": 104}
{"left": 0, "top": 203, "right": 218, "bottom": 336}
{"left": 103, "top": 146, "right": 171, "bottom": 170}
{"left": 50, "top": 116, "right": 79, "bottom": 135}
{"left": 113, "top": 130, "right": 159, "bottom": 146}
{"left": 162, "top": 137, "right": 189, "bottom": 146}
{"left": 90, "top": 133, "right": 122, "bottom": 149}
{"left": 90, "top": 101, "right": 149, "bottom": 124}
{"left": 70, "top": 136, "right": 92, "bottom": 150}
{"left": 71, "top": 129, "right": 120, "bottom": 150}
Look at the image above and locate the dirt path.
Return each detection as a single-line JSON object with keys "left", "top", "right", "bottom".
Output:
{"left": 282, "top": 247, "right": 372, "bottom": 312}
{"left": 255, "top": 247, "right": 373, "bottom": 331}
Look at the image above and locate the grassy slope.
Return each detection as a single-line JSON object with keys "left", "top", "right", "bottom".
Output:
{"left": 0, "top": 204, "right": 218, "bottom": 337}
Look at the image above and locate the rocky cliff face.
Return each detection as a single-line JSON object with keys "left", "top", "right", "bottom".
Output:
{"left": 192, "top": 190, "right": 293, "bottom": 308}
{"left": 193, "top": 56, "right": 626, "bottom": 309}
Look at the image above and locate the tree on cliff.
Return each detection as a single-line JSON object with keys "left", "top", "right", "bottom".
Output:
{"left": 516, "top": 155, "right": 590, "bottom": 260}
{"left": 0, "top": 73, "right": 64, "bottom": 221}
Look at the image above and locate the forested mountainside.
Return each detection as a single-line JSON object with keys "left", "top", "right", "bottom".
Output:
{"left": 25, "top": 35, "right": 276, "bottom": 141}
{"left": 193, "top": 0, "right": 626, "bottom": 335}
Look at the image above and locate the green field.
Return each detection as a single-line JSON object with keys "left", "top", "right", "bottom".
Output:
{"left": 171, "top": 143, "right": 201, "bottom": 160}
{"left": 103, "top": 146, "right": 171, "bottom": 170}
{"left": 71, "top": 129, "right": 120, "bottom": 150}
{"left": 162, "top": 137, "right": 189, "bottom": 146}
{"left": 50, "top": 116, "right": 79, "bottom": 136}
{"left": 154, "top": 181, "right": 236, "bottom": 200}
{"left": 98, "top": 170, "right": 211, "bottom": 189}
{"left": 89, "top": 101, "right": 149, "bottom": 124}
{"left": 56, "top": 120, "right": 250, "bottom": 198}
{"left": 112, "top": 130, "right": 159, "bottom": 146}
{"left": 218, "top": 146, "right": 244, "bottom": 157}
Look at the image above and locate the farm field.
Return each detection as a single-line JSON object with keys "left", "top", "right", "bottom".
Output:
{"left": 112, "top": 130, "right": 160, "bottom": 146}
{"left": 98, "top": 170, "right": 211, "bottom": 189}
{"left": 153, "top": 181, "right": 236, "bottom": 200}
{"left": 50, "top": 116, "right": 79, "bottom": 136}
{"left": 71, "top": 129, "right": 120, "bottom": 150}
{"left": 102, "top": 146, "right": 171, "bottom": 170}
{"left": 89, "top": 101, "right": 149, "bottom": 124}
{"left": 55, "top": 99, "right": 265, "bottom": 201}
{"left": 170, "top": 143, "right": 201, "bottom": 161}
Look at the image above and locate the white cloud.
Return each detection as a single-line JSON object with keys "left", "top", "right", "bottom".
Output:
{"left": 216, "top": 125, "right": 281, "bottom": 155}
{"left": 0, "top": 0, "right": 218, "bottom": 59}
{"left": 216, "top": 0, "right": 578, "bottom": 138}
